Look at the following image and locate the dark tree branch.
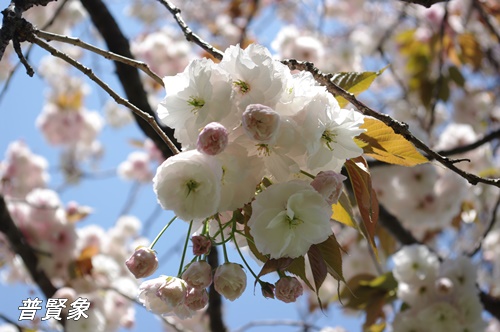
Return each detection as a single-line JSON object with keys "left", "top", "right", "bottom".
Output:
{"left": 11, "top": 35, "right": 33, "bottom": 76}
{"left": 0, "top": 195, "right": 57, "bottom": 299}
{"left": 157, "top": 0, "right": 224, "bottom": 61}
{"left": 398, "top": 0, "right": 445, "bottom": 8}
{"left": 79, "top": 0, "right": 180, "bottom": 159}
{"left": 281, "top": 59, "right": 500, "bottom": 189}
{"left": 378, "top": 204, "right": 421, "bottom": 246}
{"left": 467, "top": 193, "right": 500, "bottom": 257}
{"left": 368, "top": 126, "right": 500, "bottom": 168}
{"left": 207, "top": 247, "right": 226, "bottom": 332}
{"left": 0, "top": 0, "right": 57, "bottom": 60}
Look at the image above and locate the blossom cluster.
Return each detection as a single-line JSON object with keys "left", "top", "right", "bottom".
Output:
{"left": 391, "top": 245, "right": 486, "bottom": 332}
{"left": 0, "top": 140, "right": 147, "bottom": 331}
{"left": 153, "top": 44, "right": 364, "bottom": 259}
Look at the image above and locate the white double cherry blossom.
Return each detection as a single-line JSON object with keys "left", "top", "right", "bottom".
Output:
{"left": 148, "top": 44, "right": 363, "bottom": 317}
{"left": 153, "top": 44, "right": 364, "bottom": 259}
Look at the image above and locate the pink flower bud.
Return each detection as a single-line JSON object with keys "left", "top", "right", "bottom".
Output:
{"left": 310, "top": 171, "right": 346, "bottom": 205}
{"left": 192, "top": 235, "right": 212, "bottom": 256}
{"left": 185, "top": 287, "right": 209, "bottom": 311}
{"left": 242, "top": 104, "right": 280, "bottom": 143}
{"left": 181, "top": 261, "right": 213, "bottom": 289}
{"left": 260, "top": 281, "right": 275, "bottom": 299}
{"left": 275, "top": 276, "right": 303, "bottom": 303}
{"left": 214, "top": 263, "right": 247, "bottom": 301}
{"left": 197, "top": 122, "right": 229, "bottom": 155}
{"left": 125, "top": 246, "right": 159, "bottom": 279}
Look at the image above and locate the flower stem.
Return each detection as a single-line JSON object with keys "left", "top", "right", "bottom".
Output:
{"left": 234, "top": 236, "right": 259, "bottom": 280}
{"left": 300, "top": 169, "right": 316, "bottom": 179}
{"left": 216, "top": 215, "right": 229, "bottom": 263}
{"left": 149, "top": 215, "right": 177, "bottom": 250}
{"left": 178, "top": 220, "right": 193, "bottom": 277}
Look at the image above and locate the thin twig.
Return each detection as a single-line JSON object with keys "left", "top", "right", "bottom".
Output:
{"left": 472, "top": 0, "right": 500, "bottom": 44}
{"left": 467, "top": 193, "right": 500, "bottom": 257}
{"left": 34, "top": 29, "right": 164, "bottom": 86}
{"left": 157, "top": 0, "right": 223, "bottom": 60}
{"left": 281, "top": 59, "right": 500, "bottom": 189}
{"left": 12, "top": 36, "right": 33, "bottom": 76}
{"left": 118, "top": 181, "right": 141, "bottom": 217}
{"left": 29, "top": 35, "right": 180, "bottom": 156}
{"left": 427, "top": 0, "right": 449, "bottom": 132}
{"left": 141, "top": 204, "right": 162, "bottom": 237}
{"left": 233, "top": 319, "right": 322, "bottom": 332}
{"left": 238, "top": 0, "right": 259, "bottom": 46}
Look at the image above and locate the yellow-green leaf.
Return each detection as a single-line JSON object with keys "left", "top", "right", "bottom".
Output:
{"left": 458, "top": 33, "right": 483, "bottom": 70}
{"left": 358, "top": 117, "right": 428, "bottom": 166}
{"left": 331, "top": 67, "right": 387, "bottom": 107}
{"left": 331, "top": 191, "right": 358, "bottom": 230}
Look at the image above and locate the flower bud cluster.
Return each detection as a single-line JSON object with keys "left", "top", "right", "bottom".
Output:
{"left": 138, "top": 262, "right": 247, "bottom": 318}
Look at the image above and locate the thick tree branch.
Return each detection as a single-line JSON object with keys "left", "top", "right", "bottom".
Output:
{"left": 398, "top": 0, "right": 445, "bottom": 8}
{"left": 207, "top": 247, "right": 226, "bottom": 332}
{"left": 0, "top": 0, "right": 56, "bottom": 60}
{"left": 79, "top": 0, "right": 180, "bottom": 159}
{"left": 0, "top": 195, "right": 57, "bottom": 299}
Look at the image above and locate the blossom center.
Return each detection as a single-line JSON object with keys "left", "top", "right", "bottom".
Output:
{"left": 233, "top": 80, "right": 250, "bottom": 94}
{"left": 257, "top": 144, "right": 271, "bottom": 156}
{"left": 321, "top": 129, "right": 337, "bottom": 151}
{"left": 285, "top": 211, "right": 303, "bottom": 229}
{"left": 187, "top": 96, "right": 205, "bottom": 113}
{"left": 185, "top": 179, "right": 201, "bottom": 196}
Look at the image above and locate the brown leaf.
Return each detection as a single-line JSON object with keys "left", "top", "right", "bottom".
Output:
{"left": 345, "top": 157, "right": 379, "bottom": 260}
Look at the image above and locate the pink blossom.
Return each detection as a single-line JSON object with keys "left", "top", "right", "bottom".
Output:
{"left": 125, "top": 247, "right": 159, "bottom": 279}
{"left": 242, "top": 104, "right": 281, "bottom": 143}
{"left": 310, "top": 171, "right": 347, "bottom": 205}
{"left": 197, "top": 122, "right": 229, "bottom": 155}
{"left": 275, "top": 276, "right": 303, "bottom": 303}
{"left": 182, "top": 261, "right": 213, "bottom": 289}
{"left": 191, "top": 235, "right": 212, "bottom": 256}
{"left": 184, "top": 287, "right": 209, "bottom": 311}
{"left": 214, "top": 263, "right": 247, "bottom": 301}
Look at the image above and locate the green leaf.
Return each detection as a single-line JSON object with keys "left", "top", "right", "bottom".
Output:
{"left": 315, "top": 235, "right": 345, "bottom": 282}
{"left": 357, "top": 117, "right": 428, "bottom": 166}
{"left": 359, "top": 272, "right": 398, "bottom": 291}
{"left": 345, "top": 157, "right": 379, "bottom": 259}
{"left": 331, "top": 191, "right": 358, "bottom": 229}
{"left": 340, "top": 273, "right": 397, "bottom": 329}
{"left": 331, "top": 67, "right": 387, "bottom": 107}
{"left": 448, "top": 65, "right": 465, "bottom": 87}
{"left": 285, "top": 256, "right": 314, "bottom": 291}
